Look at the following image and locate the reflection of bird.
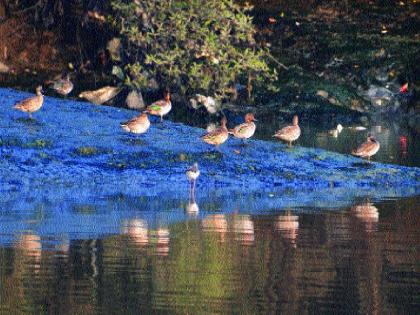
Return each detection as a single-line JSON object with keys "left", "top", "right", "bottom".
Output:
{"left": 202, "top": 214, "right": 228, "bottom": 242}
{"left": 121, "top": 219, "right": 149, "bottom": 246}
{"left": 14, "top": 86, "right": 44, "bottom": 119}
{"left": 47, "top": 74, "right": 73, "bottom": 96}
{"left": 120, "top": 112, "right": 150, "bottom": 134}
{"left": 275, "top": 213, "right": 299, "bottom": 247}
{"left": 232, "top": 214, "right": 255, "bottom": 245}
{"left": 15, "top": 233, "right": 42, "bottom": 272}
{"left": 155, "top": 228, "right": 170, "bottom": 256}
{"left": 79, "top": 86, "right": 121, "bottom": 105}
{"left": 145, "top": 91, "right": 172, "bottom": 122}
{"left": 352, "top": 134, "right": 380, "bottom": 161}
{"left": 273, "top": 115, "right": 301, "bottom": 147}
{"left": 186, "top": 202, "right": 199, "bottom": 216}
{"left": 229, "top": 113, "right": 257, "bottom": 142}
{"left": 201, "top": 117, "right": 229, "bottom": 148}
{"left": 351, "top": 202, "right": 379, "bottom": 232}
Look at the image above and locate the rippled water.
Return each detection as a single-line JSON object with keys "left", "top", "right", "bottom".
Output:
{"left": 1, "top": 196, "right": 418, "bottom": 314}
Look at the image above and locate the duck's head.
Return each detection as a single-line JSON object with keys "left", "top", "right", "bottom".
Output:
{"left": 139, "top": 112, "right": 149, "bottom": 121}
{"left": 245, "top": 113, "right": 257, "bottom": 122}
{"left": 292, "top": 115, "right": 299, "bottom": 126}
{"left": 367, "top": 134, "right": 376, "bottom": 142}
{"left": 191, "top": 162, "right": 199, "bottom": 172}
{"left": 164, "top": 91, "right": 171, "bottom": 102}
{"left": 36, "top": 86, "right": 43, "bottom": 95}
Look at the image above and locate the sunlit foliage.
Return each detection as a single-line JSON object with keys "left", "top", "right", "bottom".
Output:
{"left": 110, "top": 0, "right": 277, "bottom": 99}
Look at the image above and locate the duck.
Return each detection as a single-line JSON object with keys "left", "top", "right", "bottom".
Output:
{"left": 13, "top": 86, "right": 44, "bottom": 118}
{"left": 229, "top": 113, "right": 257, "bottom": 142}
{"left": 352, "top": 134, "right": 380, "bottom": 161}
{"left": 273, "top": 115, "right": 301, "bottom": 147}
{"left": 47, "top": 74, "right": 73, "bottom": 96}
{"left": 79, "top": 86, "right": 121, "bottom": 105}
{"left": 120, "top": 112, "right": 150, "bottom": 134}
{"left": 201, "top": 117, "right": 229, "bottom": 148}
{"left": 145, "top": 91, "right": 172, "bottom": 122}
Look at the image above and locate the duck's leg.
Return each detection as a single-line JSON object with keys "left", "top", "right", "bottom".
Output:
{"left": 29, "top": 112, "right": 32, "bottom": 119}
{"left": 160, "top": 115, "right": 163, "bottom": 123}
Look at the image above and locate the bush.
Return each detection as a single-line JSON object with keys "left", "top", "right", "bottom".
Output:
{"left": 110, "top": 0, "right": 277, "bottom": 99}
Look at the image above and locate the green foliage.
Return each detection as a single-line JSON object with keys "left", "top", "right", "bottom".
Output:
{"left": 110, "top": 0, "right": 277, "bottom": 99}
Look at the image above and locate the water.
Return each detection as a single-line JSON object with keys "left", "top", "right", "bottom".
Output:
{"left": 0, "top": 196, "right": 418, "bottom": 314}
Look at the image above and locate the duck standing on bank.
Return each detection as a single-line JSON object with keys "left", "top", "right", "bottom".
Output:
{"left": 273, "top": 115, "right": 301, "bottom": 147}
{"left": 13, "top": 86, "right": 44, "bottom": 119}
{"left": 145, "top": 91, "right": 172, "bottom": 122}
{"left": 229, "top": 113, "right": 257, "bottom": 144}
{"left": 352, "top": 134, "right": 380, "bottom": 162}
{"left": 120, "top": 112, "right": 150, "bottom": 134}
{"left": 47, "top": 74, "right": 73, "bottom": 96}
{"left": 201, "top": 117, "right": 229, "bottom": 149}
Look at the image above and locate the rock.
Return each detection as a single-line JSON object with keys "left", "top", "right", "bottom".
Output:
{"left": 195, "top": 94, "right": 221, "bottom": 114}
{"left": 364, "top": 85, "right": 394, "bottom": 107}
{"left": 374, "top": 48, "right": 386, "bottom": 58}
{"left": 79, "top": 86, "right": 122, "bottom": 105}
{"left": 328, "top": 97, "right": 339, "bottom": 105}
{"left": 316, "top": 90, "right": 329, "bottom": 99}
{"left": 0, "top": 61, "right": 9, "bottom": 73}
{"left": 126, "top": 90, "right": 145, "bottom": 110}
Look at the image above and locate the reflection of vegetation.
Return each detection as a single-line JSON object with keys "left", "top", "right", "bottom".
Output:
{"left": 110, "top": 0, "right": 277, "bottom": 98}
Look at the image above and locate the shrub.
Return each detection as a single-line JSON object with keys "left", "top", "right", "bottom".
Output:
{"left": 110, "top": 0, "right": 277, "bottom": 99}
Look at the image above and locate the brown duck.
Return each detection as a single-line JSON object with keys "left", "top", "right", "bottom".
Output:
{"left": 14, "top": 86, "right": 44, "bottom": 119}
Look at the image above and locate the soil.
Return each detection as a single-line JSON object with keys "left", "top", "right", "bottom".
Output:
{"left": 0, "top": 14, "right": 69, "bottom": 74}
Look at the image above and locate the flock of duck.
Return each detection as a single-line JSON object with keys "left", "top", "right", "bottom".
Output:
{"left": 12, "top": 82, "right": 381, "bottom": 191}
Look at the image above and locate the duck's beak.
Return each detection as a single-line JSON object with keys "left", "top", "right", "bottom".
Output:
{"left": 253, "top": 118, "right": 258, "bottom": 122}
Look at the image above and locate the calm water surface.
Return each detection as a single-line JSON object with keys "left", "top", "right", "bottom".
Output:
{"left": 1, "top": 196, "right": 418, "bottom": 314}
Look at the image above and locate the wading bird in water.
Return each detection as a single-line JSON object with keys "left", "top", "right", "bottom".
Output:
{"left": 273, "top": 115, "right": 301, "bottom": 147}
{"left": 186, "top": 162, "right": 200, "bottom": 199}
{"left": 13, "top": 86, "right": 44, "bottom": 119}
{"left": 352, "top": 134, "right": 380, "bottom": 162}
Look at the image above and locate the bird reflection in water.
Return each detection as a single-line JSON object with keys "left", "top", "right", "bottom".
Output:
{"left": 232, "top": 214, "right": 255, "bottom": 246}
{"left": 351, "top": 202, "right": 379, "bottom": 232}
{"left": 202, "top": 214, "right": 228, "bottom": 243}
{"left": 150, "top": 227, "right": 170, "bottom": 256}
{"left": 121, "top": 219, "right": 149, "bottom": 247}
{"left": 15, "top": 233, "right": 42, "bottom": 273}
{"left": 275, "top": 212, "right": 299, "bottom": 248}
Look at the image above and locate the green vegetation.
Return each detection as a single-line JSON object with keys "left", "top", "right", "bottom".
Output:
{"left": 110, "top": 0, "right": 277, "bottom": 99}
{"left": 75, "top": 146, "right": 99, "bottom": 156}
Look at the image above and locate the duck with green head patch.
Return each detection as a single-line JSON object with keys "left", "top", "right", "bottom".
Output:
{"left": 229, "top": 113, "right": 257, "bottom": 144}
{"left": 145, "top": 91, "right": 171, "bottom": 122}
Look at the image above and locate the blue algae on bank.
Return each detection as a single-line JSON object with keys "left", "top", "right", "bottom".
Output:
{"left": 0, "top": 88, "right": 419, "bottom": 242}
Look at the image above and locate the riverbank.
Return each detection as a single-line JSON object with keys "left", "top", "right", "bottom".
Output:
{"left": 1, "top": 88, "right": 419, "bottom": 197}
